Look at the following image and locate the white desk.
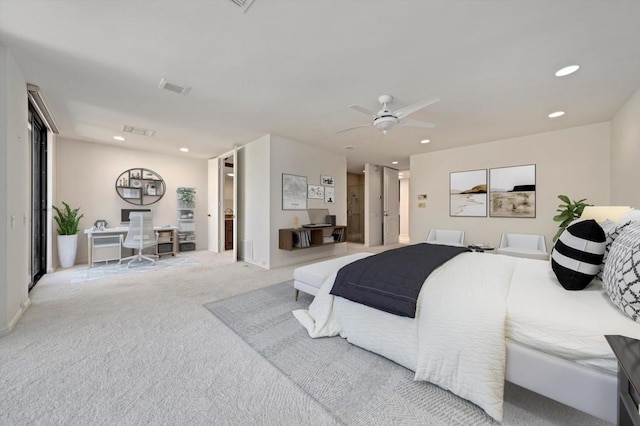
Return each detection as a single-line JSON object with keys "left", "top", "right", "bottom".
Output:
{"left": 84, "top": 226, "right": 179, "bottom": 267}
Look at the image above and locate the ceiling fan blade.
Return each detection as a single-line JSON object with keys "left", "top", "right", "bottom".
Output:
{"left": 397, "top": 118, "right": 436, "bottom": 128}
{"left": 349, "top": 104, "right": 378, "bottom": 118}
{"left": 335, "top": 123, "right": 371, "bottom": 134}
{"left": 394, "top": 96, "right": 440, "bottom": 119}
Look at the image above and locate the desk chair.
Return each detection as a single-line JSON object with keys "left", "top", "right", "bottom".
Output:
{"left": 120, "top": 212, "right": 158, "bottom": 266}
{"left": 426, "top": 229, "right": 465, "bottom": 246}
{"left": 496, "top": 233, "right": 548, "bottom": 260}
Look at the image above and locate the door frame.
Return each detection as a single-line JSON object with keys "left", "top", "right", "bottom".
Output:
{"left": 207, "top": 148, "right": 238, "bottom": 260}
{"left": 28, "top": 102, "right": 48, "bottom": 289}
{"left": 383, "top": 166, "right": 400, "bottom": 245}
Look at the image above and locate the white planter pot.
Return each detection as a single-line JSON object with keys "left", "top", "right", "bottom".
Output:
{"left": 57, "top": 234, "right": 78, "bottom": 268}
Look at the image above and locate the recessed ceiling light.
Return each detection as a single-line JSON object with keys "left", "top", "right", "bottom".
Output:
{"left": 227, "top": 173, "right": 234, "bottom": 177}
{"left": 399, "top": 174, "right": 404, "bottom": 178}
{"left": 113, "top": 136, "right": 125, "bottom": 141}
{"left": 391, "top": 161, "right": 398, "bottom": 165}
{"left": 548, "top": 111, "right": 565, "bottom": 118}
{"left": 180, "top": 147, "right": 189, "bottom": 152}
{"left": 420, "top": 139, "right": 430, "bottom": 144}
{"left": 555, "top": 65, "right": 580, "bottom": 77}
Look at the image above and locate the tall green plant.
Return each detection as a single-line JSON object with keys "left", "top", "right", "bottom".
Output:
{"left": 52, "top": 201, "right": 84, "bottom": 235}
{"left": 552, "top": 195, "right": 590, "bottom": 241}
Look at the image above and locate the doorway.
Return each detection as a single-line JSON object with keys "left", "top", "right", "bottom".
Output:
{"left": 223, "top": 156, "right": 234, "bottom": 251}
{"left": 29, "top": 103, "right": 47, "bottom": 289}
{"left": 347, "top": 172, "right": 364, "bottom": 243}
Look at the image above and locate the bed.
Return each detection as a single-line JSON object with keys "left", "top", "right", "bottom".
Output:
{"left": 294, "top": 245, "right": 640, "bottom": 423}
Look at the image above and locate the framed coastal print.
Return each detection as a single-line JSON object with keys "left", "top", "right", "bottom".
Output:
{"left": 282, "top": 173, "right": 307, "bottom": 210}
{"left": 489, "top": 164, "right": 536, "bottom": 218}
{"left": 449, "top": 169, "right": 487, "bottom": 217}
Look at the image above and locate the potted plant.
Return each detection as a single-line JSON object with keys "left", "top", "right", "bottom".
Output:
{"left": 53, "top": 201, "right": 84, "bottom": 268}
{"left": 176, "top": 187, "right": 196, "bottom": 207}
{"left": 552, "top": 194, "right": 591, "bottom": 241}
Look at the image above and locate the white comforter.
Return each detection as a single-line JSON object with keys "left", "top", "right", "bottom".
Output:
{"left": 294, "top": 252, "right": 518, "bottom": 422}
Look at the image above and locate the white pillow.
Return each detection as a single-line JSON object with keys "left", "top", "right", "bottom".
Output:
{"left": 618, "top": 208, "right": 640, "bottom": 224}
{"left": 603, "top": 221, "right": 640, "bottom": 322}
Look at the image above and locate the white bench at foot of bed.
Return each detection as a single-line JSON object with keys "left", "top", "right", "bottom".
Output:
{"left": 293, "top": 252, "right": 374, "bottom": 300}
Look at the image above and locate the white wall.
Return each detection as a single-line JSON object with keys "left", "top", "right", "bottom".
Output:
{"left": 611, "top": 87, "right": 640, "bottom": 208}
{"left": 269, "top": 134, "right": 347, "bottom": 269}
{"left": 0, "top": 44, "right": 30, "bottom": 336}
{"left": 237, "top": 135, "right": 270, "bottom": 266}
{"left": 410, "top": 122, "right": 611, "bottom": 248}
{"left": 55, "top": 138, "right": 208, "bottom": 266}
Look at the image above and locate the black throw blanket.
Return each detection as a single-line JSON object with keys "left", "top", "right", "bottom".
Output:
{"left": 330, "top": 243, "right": 470, "bottom": 318}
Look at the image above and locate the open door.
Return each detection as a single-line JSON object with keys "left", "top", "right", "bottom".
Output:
{"left": 383, "top": 167, "right": 400, "bottom": 245}
{"left": 207, "top": 158, "right": 220, "bottom": 252}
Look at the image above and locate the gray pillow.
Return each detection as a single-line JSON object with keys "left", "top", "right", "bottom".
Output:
{"left": 603, "top": 221, "right": 640, "bottom": 322}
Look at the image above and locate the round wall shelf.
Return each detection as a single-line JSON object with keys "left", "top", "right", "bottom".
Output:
{"left": 115, "top": 168, "right": 166, "bottom": 205}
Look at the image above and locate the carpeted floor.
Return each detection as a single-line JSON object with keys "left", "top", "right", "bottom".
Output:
{"left": 205, "top": 281, "right": 611, "bottom": 426}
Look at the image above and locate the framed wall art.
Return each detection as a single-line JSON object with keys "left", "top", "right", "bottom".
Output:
{"left": 449, "top": 169, "right": 487, "bottom": 217}
{"left": 489, "top": 164, "right": 536, "bottom": 218}
{"left": 282, "top": 173, "right": 308, "bottom": 210}
{"left": 324, "top": 186, "right": 335, "bottom": 204}
{"left": 307, "top": 185, "right": 324, "bottom": 199}
{"left": 320, "top": 175, "right": 335, "bottom": 186}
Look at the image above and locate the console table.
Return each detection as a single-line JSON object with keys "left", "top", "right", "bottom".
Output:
{"left": 84, "top": 226, "right": 178, "bottom": 267}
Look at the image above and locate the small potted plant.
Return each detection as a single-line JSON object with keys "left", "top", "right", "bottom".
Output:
{"left": 53, "top": 201, "right": 84, "bottom": 268}
{"left": 552, "top": 194, "right": 590, "bottom": 241}
{"left": 176, "top": 187, "right": 196, "bottom": 207}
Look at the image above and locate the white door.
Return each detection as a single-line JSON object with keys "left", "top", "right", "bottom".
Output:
{"left": 207, "top": 158, "right": 220, "bottom": 252}
{"left": 383, "top": 167, "right": 400, "bottom": 245}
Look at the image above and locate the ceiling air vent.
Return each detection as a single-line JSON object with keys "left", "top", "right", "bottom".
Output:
{"left": 229, "top": 0, "right": 256, "bottom": 13}
{"left": 121, "top": 124, "right": 156, "bottom": 137}
{"left": 158, "top": 78, "right": 191, "bottom": 96}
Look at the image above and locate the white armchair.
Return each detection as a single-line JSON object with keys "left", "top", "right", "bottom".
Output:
{"left": 496, "top": 233, "right": 548, "bottom": 260}
{"left": 426, "top": 229, "right": 465, "bottom": 246}
{"left": 119, "top": 212, "right": 158, "bottom": 266}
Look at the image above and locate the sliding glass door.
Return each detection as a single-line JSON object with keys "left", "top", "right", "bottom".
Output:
{"left": 29, "top": 103, "right": 47, "bottom": 289}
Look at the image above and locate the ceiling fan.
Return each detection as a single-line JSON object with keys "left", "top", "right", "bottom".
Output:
{"left": 337, "top": 95, "right": 440, "bottom": 135}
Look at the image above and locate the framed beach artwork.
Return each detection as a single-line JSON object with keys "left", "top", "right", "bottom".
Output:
{"left": 449, "top": 169, "right": 487, "bottom": 217}
{"left": 282, "top": 173, "right": 308, "bottom": 210}
{"left": 489, "top": 164, "right": 536, "bottom": 218}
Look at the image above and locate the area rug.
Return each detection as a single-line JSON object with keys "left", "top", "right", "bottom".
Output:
{"left": 204, "top": 281, "right": 496, "bottom": 425}
{"left": 204, "top": 282, "right": 611, "bottom": 426}
{"left": 71, "top": 256, "right": 199, "bottom": 283}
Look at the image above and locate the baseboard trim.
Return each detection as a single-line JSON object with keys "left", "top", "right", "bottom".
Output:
{"left": 0, "top": 296, "right": 31, "bottom": 338}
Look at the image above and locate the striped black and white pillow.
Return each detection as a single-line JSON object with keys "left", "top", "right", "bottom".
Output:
{"left": 551, "top": 219, "right": 606, "bottom": 290}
